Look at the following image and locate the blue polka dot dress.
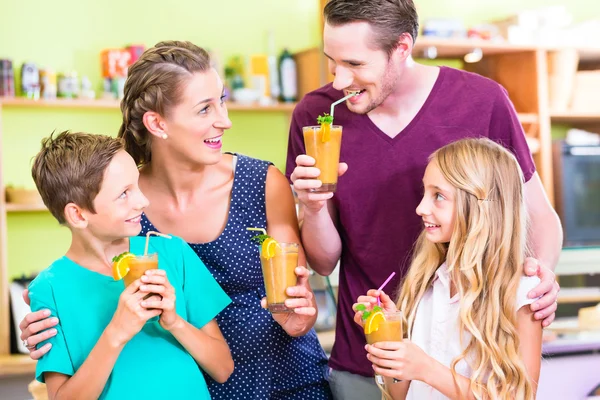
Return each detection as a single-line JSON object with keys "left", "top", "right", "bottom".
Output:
{"left": 140, "top": 154, "right": 332, "bottom": 400}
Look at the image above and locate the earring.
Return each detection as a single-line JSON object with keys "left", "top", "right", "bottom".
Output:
{"left": 161, "top": 133, "right": 168, "bottom": 140}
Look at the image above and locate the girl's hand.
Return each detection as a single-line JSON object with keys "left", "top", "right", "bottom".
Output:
{"left": 139, "top": 269, "right": 179, "bottom": 331}
{"left": 352, "top": 290, "right": 397, "bottom": 327}
{"left": 108, "top": 280, "right": 162, "bottom": 346}
{"left": 261, "top": 266, "right": 316, "bottom": 336}
{"left": 365, "top": 340, "right": 433, "bottom": 383}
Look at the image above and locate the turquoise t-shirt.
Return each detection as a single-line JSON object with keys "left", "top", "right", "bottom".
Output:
{"left": 29, "top": 235, "right": 231, "bottom": 400}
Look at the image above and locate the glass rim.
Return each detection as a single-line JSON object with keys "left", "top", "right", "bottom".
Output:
{"left": 302, "top": 125, "right": 342, "bottom": 130}
{"left": 133, "top": 253, "right": 158, "bottom": 260}
{"left": 277, "top": 242, "right": 299, "bottom": 248}
{"left": 382, "top": 310, "right": 403, "bottom": 317}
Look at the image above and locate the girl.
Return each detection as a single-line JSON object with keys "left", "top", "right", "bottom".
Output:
{"left": 354, "top": 138, "right": 542, "bottom": 399}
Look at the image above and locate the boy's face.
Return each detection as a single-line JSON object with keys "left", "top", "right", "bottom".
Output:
{"left": 416, "top": 162, "right": 456, "bottom": 243}
{"left": 83, "top": 150, "right": 149, "bottom": 240}
{"left": 323, "top": 21, "right": 401, "bottom": 115}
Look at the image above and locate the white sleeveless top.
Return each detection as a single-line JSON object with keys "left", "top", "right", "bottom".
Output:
{"left": 406, "top": 263, "right": 540, "bottom": 400}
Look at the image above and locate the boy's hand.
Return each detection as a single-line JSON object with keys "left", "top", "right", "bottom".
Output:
{"left": 139, "top": 269, "right": 179, "bottom": 331}
{"left": 108, "top": 280, "right": 162, "bottom": 346}
{"left": 353, "top": 290, "right": 397, "bottom": 327}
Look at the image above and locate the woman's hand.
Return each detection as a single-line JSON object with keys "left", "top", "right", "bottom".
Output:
{"left": 107, "top": 279, "right": 162, "bottom": 346}
{"left": 262, "top": 266, "right": 317, "bottom": 337}
{"left": 352, "top": 290, "right": 397, "bottom": 327}
{"left": 366, "top": 340, "right": 433, "bottom": 383}
{"left": 138, "top": 269, "right": 179, "bottom": 331}
{"left": 19, "top": 289, "right": 59, "bottom": 360}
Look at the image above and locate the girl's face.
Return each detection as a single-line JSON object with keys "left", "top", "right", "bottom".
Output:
{"left": 161, "top": 68, "right": 232, "bottom": 166}
{"left": 416, "top": 162, "right": 456, "bottom": 243}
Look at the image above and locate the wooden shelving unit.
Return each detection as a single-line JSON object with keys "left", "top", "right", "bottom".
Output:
{"left": 0, "top": 97, "right": 298, "bottom": 376}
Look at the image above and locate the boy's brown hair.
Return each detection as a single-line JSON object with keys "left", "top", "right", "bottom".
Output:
{"left": 31, "top": 131, "right": 124, "bottom": 224}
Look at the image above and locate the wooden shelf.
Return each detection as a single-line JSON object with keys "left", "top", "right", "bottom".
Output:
{"left": 551, "top": 112, "right": 600, "bottom": 124}
{"left": 413, "top": 37, "right": 600, "bottom": 62}
{"left": 5, "top": 203, "right": 48, "bottom": 213}
{"left": 0, "top": 354, "right": 36, "bottom": 377}
{"left": 558, "top": 287, "right": 600, "bottom": 304}
{"left": 0, "top": 97, "right": 297, "bottom": 112}
{"left": 518, "top": 113, "right": 539, "bottom": 124}
{"left": 413, "top": 37, "right": 538, "bottom": 59}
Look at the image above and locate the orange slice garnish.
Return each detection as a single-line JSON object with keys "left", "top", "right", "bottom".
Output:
{"left": 321, "top": 123, "right": 331, "bottom": 143}
{"left": 261, "top": 238, "right": 280, "bottom": 260}
{"left": 364, "top": 310, "right": 386, "bottom": 335}
{"left": 112, "top": 252, "right": 135, "bottom": 280}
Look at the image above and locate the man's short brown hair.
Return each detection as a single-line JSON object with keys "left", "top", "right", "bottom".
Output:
{"left": 324, "top": 0, "right": 419, "bottom": 56}
{"left": 31, "top": 131, "right": 124, "bottom": 224}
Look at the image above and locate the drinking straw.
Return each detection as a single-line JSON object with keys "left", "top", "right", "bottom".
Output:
{"left": 330, "top": 91, "right": 360, "bottom": 119}
{"left": 246, "top": 227, "right": 267, "bottom": 236}
{"left": 376, "top": 272, "right": 396, "bottom": 306}
{"left": 144, "top": 231, "right": 172, "bottom": 256}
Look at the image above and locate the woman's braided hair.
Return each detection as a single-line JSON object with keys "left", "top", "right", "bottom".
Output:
{"left": 117, "top": 41, "right": 211, "bottom": 166}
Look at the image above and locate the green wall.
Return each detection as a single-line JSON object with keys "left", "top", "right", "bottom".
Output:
{"left": 1, "top": 0, "right": 595, "bottom": 279}
{"left": 1, "top": 0, "right": 319, "bottom": 278}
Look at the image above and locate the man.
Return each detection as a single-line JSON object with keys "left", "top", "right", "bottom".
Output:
{"left": 286, "top": 1, "right": 562, "bottom": 399}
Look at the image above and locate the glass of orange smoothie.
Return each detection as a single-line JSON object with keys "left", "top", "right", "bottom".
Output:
{"left": 260, "top": 241, "right": 299, "bottom": 313}
{"left": 364, "top": 310, "right": 404, "bottom": 384}
{"left": 123, "top": 253, "right": 158, "bottom": 287}
{"left": 303, "top": 124, "right": 343, "bottom": 193}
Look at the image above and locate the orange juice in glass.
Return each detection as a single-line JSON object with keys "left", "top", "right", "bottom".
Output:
{"left": 260, "top": 242, "right": 298, "bottom": 313}
{"left": 365, "top": 310, "right": 404, "bottom": 344}
{"left": 303, "top": 124, "right": 343, "bottom": 193}
{"left": 123, "top": 253, "right": 158, "bottom": 287}
{"left": 365, "top": 310, "right": 404, "bottom": 384}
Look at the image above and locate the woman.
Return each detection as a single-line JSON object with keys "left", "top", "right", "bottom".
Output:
{"left": 20, "top": 41, "right": 331, "bottom": 399}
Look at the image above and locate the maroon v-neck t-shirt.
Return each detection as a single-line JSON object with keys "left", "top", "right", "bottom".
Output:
{"left": 286, "top": 66, "right": 536, "bottom": 377}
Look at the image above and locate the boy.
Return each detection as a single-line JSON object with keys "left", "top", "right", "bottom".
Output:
{"left": 28, "top": 131, "right": 233, "bottom": 399}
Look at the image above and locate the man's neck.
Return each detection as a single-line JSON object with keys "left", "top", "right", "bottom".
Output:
{"left": 66, "top": 233, "right": 129, "bottom": 276}
{"left": 368, "top": 60, "right": 440, "bottom": 137}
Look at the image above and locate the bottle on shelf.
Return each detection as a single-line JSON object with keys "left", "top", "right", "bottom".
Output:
{"left": 278, "top": 48, "right": 297, "bottom": 103}
{"left": 267, "top": 30, "right": 280, "bottom": 102}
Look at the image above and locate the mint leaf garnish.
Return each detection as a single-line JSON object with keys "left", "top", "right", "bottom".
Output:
{"left": 250, "top": 234, "right": 271, "bottom": 245}
{"left": 317, "top": 113, "right": 333, "bottom": 125}
{"left": 361, "top": 305, "right": 383, "bottom": 321}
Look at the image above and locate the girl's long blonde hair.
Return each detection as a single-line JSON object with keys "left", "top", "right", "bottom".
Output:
{"left": 396, "top": 138, "right": 534, "bottom": 399}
